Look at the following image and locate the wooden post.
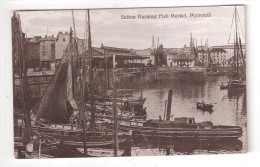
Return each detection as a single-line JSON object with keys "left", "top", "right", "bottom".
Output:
{"left": 163, "top": 100, "right": 167, "bottom": 121}
{"left": 39, "top": 138, "right": 42, "bottom": 158}
{"left": 166, "top": 89, "right": 173, "bottom": 121}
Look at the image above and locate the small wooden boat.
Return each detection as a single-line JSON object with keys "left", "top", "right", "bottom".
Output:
{"left": 131, "top": 117, "right": 242, "bottom": 145}
{"left": 15, "top": 150, "right": 55, "bottom": 159}
{"left": 14, "top": 134, "right": 60, "bottom": 159}
{"left": 196, "top": 102, "right": 214, "bottom": 112}
{"left": 220, "top": 80, "right": 246, "bottom": 91}
{"left": 106, "top": 117, "right": 242, "bottom": 145}
{"left": 62, "top": 138, "right": 128, "bottom": 149}
{"left": 54, "top": 138, "right": 132, "bottom": 158}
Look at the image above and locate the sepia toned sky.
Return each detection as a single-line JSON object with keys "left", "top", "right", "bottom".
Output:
{"left": 17, "top": 5, "right": 245, "bottom": 49}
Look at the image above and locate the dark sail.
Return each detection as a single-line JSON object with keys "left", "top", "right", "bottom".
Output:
{"left": 36, "top": 43, "right": 79, "bottom": 124}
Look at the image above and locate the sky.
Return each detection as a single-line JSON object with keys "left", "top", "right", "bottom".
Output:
{"left": 17, "top": 5, "right": 245, "bottom": 50}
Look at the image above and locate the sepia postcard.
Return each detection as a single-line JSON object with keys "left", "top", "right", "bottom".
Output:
{"left": 12, "top": 5, "right": 247, "bottom": 159}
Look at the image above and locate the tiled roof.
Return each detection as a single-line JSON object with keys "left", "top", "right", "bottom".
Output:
{"left": 93, "top": 47, "right": 105, "bottom": 54}
{"left": 135, "top": 49, "right": 153, "bottom": 56}
{"left": 164, "top": 48, "right": 179, "bottom": 55}
{"left": 171, "top": 54, "right": 195, "bottom": 60}
{"left": 197, "top": 49, "right": 207, "bottom": 53}
{"left": 101, "top": 45, "right": 130, "bottom": 52}
{"left": 210, "top": 48, "right": 226, "bottom": 53}
{"left": 210, "top": 44, "right": 246, "bottom": 50}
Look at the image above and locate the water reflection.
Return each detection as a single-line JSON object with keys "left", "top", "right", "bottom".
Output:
{"left": 130, "top": 76, "right": 247, "bottom": 155}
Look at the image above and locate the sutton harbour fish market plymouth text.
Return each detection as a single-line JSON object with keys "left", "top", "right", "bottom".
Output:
{"left": 121, "top": 12, "right": 212, "bottom": 19}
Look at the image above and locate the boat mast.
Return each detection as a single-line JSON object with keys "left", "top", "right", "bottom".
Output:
{"left": 140, "top": 60, "right": 143, "bottom": 99}
{"left": 82, "top": 10, "right": 89, "bottom": 155}
{"left": 72, "top": 10, "right": 87, "bottom": 154}
{"left": 234, "top": 6, "right": 239, "bottom": 75}
{"left": 239, "top": 37, "right": 246, "bottom": 74}
{"left": 201, "top": 37, "right": 204, "bottom": 67}
{"left": 112, "top": 55, "right": 118, "bottom": 156}
{"left": 87, "top": 10, "right": 95, "bottom": 130}
{"left": 13, "top": 12, "right": 32, "bottom": 144}
{"left": 232, "top": 32, "right": 236, "bottom": 73}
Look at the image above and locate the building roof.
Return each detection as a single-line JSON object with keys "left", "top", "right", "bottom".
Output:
{"left": 93, "top": 47, "right": 105, "bottom": 54}
{"left": 197, "top": 49, "right": 207, "bottom": 53}
{"left": 29, "top": 36, "right": 56, "bottom": 42}
{"left": 135, "top": 48, "right": 153, "bottom": 56}
{"left": 94, "top": 54, "right": 149, "bottom": 60}
{"left": 197, "top": 46, "right": 208, "bottom": 51}
{"left": 91, "top": 47, "right": 149, "bottom": 60}
{"left": 101, "top": 45, "right": 131, "bottom": 53}
{"left": 210, "top": 48, "right": 226, "bottom": 53}
{"left": 164, "top": 48, "right": 179, "bottom": 55}
{"left": 210, "top": 44, "right": 246, "bottom": 50}
{"left": 171, "top": 54, "right": 195, "bottom": 60}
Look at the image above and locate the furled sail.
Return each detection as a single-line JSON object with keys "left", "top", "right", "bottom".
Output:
{"left": 36, "top": 42, "right": 79, "bottom": 124}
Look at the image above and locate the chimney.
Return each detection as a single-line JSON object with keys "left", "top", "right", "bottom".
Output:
{"left": 45, "top": 35, "right": 47, "bottom": 38}
{"left": 101, "top": 43, "right": 104, "bottom": 48}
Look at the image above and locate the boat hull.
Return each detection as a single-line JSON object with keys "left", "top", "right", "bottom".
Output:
{"left": 114, "top": 123, "right": 242, "bottom": 144}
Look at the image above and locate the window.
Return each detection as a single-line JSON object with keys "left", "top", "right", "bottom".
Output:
{"left": 63, "top": 38, "right": 65, "bottom": 42}
{"left": 188, "top": 119, "right": 193, "bottom": 124}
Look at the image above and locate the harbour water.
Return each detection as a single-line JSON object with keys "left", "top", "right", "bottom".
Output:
{"left": 130, "top": 76, "right": 247, "bottom": 156}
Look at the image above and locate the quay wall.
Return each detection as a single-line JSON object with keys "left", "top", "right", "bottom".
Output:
{"left": 96, "top": 67, "right": 206, "bottom": 89}
{"left": 157, "top": 67, "right": 206, "bottom": 82}
{"left": 13, "top": 67, "right": 206, "bottom": 107}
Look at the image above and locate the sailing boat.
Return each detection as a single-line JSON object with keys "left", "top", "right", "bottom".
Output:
{"left": 13, "top": 10, "right": 131, "bottom": 158}
{"left": 220, "top": 6, "right": 246, "bottom": 91}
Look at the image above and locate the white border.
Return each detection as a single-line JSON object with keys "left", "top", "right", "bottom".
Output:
{"left": 0, "top": 0, "right": 259, "bottom": 167}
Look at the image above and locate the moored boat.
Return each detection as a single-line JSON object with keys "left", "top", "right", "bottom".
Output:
{"left": 106, "top": 116, "right": 242, "bottom": 146}
{"left": 220, "top": 6, "right": 246, "bottom": 92}
{"left": 220, "top": 80, "right": 246, "bottom": 91}
{"left": 106, "top": 90, "right": 242, "bottom": 144}
{"left": 196, "top": 102, "right": 214, "bottom": 112}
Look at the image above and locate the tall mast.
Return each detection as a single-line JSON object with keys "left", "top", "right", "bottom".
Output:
{"left": 239, "top": 37, "right": 246, "bottom": 73}
{"left": 80, "top": 10, "right": 89, "bottom": 155}
{"left": 21, "top": 31, "right": 32, "bottom": 144}
{"left": 112, "top": 55, "right": 118, "bottom": 156}
{"left": 13, "top": 12, "right": 32, "bottom": 144}
{"left": 233, "top": 33, "right": 236, "bottom": 72}
{"left": 201, "top": 37, "right": 204, "bottom": 66}
{"left": 157, "top": 37, "right": 160, "bottom": 49}
{"left": 140, "top": 60, "right": 143, "bottom": 99}
{"left": 104, "top": 48, "right": 109, "bottom": 91}
{"left": 235, "top": 6, "right": 239, "bottom": 74}
{"left": 87, "top": 10, "right": 95, "bottom": 129}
